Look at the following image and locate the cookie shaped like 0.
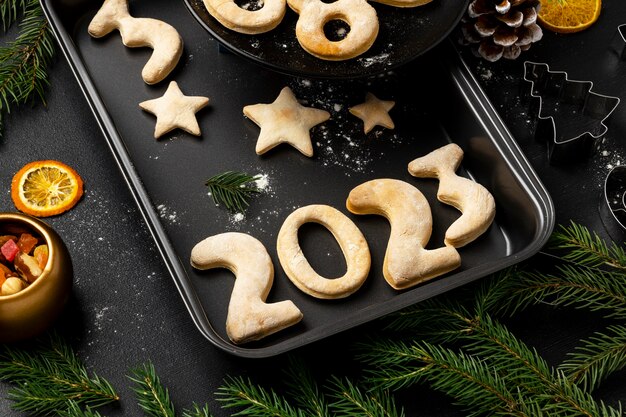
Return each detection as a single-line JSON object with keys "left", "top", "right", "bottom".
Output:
{"left": 277, "top": 204, "right": 371, "bottom": 299}
{"left": 291, "top": 0, "right": 379, "bottom": 61}
{"left": 202, "top": 0, "right": 286, "bottom": 34}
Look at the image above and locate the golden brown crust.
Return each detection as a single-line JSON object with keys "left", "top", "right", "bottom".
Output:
{"left": 190, "top": 232, "right": 302, "bottom": 344}
{"left": 276, "top": 205, "right": 371, "bottom": 299}
{"left": 346, "top": 179, "right": 461, "bottom": 290}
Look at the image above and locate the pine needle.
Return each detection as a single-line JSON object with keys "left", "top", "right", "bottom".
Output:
{"left": 327, "top": 376, "right": 404, "bottom": 417}
{"left": 205, "top": 171, "right": 261, "bottom": 213}
{"left": 560, "top": 324, "right": 626, "bottom": 392}
{"left": 549, "top": 222, "right": 626, "bottom": 270}
{"left": 0, "top": 0, "right": 55, "bottom": 136}
{"left": 0, "top": 333, "right": 119, "bottom": 416}
{"left": 128, "top": 362, "right": 176, "bottom": 417}
{"left": 283, "top": 357, "right": 329, "bottom": 417}
{"left": 216, "top": 375, "right": 305, "bottom": 417}
{"left": 0, "top": 0, "right": 27, "bottom": 30}
{"left": 182, "top": 403, "right": 214, "bottom": 417}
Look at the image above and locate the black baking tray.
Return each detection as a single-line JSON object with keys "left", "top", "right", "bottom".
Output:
{"left": 42, "top": 0, "right": 555, "bottom": 358}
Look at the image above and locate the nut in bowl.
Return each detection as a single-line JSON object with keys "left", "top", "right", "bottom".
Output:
{"left": 0, "top": 212, "right": 72, "bottom": 343}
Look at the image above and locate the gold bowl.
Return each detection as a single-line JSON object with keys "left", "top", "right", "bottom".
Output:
{"left": 0, "top": 212, "right": 72, "bottom": 343}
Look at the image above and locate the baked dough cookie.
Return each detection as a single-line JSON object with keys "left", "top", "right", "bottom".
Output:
{"left": 292, "top": 0, "right": 379, "bottom": 61}
{"left": 88, "top": 0, "right": 183, "bottom": 85}
{"left": 349, "top": 92, "right": 395, "bottom": 134}
{"left": 139, "top": 81, "right": 209, "bottom": 138}
{"left": 190, "top": 232, "right": 303, "bottom": 344}
{"left": 276, "top": 204, "right": 371, "bottom": 299}
{"left": 243, "top": 87, "right": 330, "bottom": 157}
{"left": 202, "top": 0, "right": 286, "bottom": 34}
{"left": 408, "top": 143, "right": 496, "bottom": 248}
{"left": 346, "top": 179, "right": 461, "bottom": 290}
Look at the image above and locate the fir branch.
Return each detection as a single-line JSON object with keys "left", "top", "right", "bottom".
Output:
{"left": 358, "top": 339, "right": 528, "bottom": 417}
{"left": 128, "top": 362, "right": 176, "bottom": 417}
{"left": 0, "top": 0, "right": 55, "bottom": 135}
{"left": 0, "top": 333, "right": 119, "bottom": 416}
{"left": 61, "top": 401, "right": 106, "bottom": 417}
{"left": 560, "top": 324, "right": 626, "bottom": 392}
{"left": 283, "top": 357, "right": 329, "bottom": 417}
{"left": 327, "top": 376, "right": 404, "bottom": 417}
{"left": 182, "top": 403, "right": 214, "bottom": 417}
{"left": 0, "top": 0, "right": 27, "bottom": 30}
{"left": 216, "top": 375, "right": 305, "bottom": 417}
{"left": 205, "top": 171, "right": 261, "bottom": 213}
{"left": 549, "top": 222, "right": 626, "bottom": 270}
{"left": 480, "top": 265, "right": 626, "bottom": 319}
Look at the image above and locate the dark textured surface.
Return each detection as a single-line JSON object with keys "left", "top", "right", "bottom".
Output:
{"left": 0, "top": 0, "right": 625, "bottom": 416}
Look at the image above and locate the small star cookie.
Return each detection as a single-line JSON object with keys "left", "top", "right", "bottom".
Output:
{"left": 349, "top": 92, "right": 395, "bottom": 134}
{"left": 139, "top": 81, "right": 209, "bottom": 138}
{"left": 243, "top": 87, "right": 330, "bottom": 157}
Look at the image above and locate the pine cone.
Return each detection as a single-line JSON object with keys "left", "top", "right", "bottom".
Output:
{"left": 460, "top": 0, "right": 543, "bottom": 62}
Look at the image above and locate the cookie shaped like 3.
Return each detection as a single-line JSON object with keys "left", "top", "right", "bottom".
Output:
{"left": 203, "top": 0, "right": 286, "bottom": 34}
{"left": 346, "top": 179, "right": 461, "bottom": 290}
{"left": 190, "top": 232, "right": 303, "bottom": 344}
{"left": 408, "top": 144, "right": 496, "bottom": 248}
{"left": 277, "top": 205, "right": 371, "bottom": 299}
{"left": 88, "top": 0, "right": 183, "bottom": 85}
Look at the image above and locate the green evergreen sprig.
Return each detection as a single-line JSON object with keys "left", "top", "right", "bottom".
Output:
{"left": 560, "top": 324, "right": 626, "bottom": 392}
{"left": 548, "top": 221, "right": 626, "bottom": 270}
{"left": 0, "top": 0, "right": 55, "bottom": 136}
{"left": 0, "top": 333, "right": 119, "bottom": 416}
{"left": 205, "top": 171, "right": 262, "bottom": 213}
{"left": 129, "top": 362, "right": 177, "bottom": 417}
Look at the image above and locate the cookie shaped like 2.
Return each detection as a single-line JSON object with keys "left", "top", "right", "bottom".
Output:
{"left": 203, "top": 0, "right": 286, "bottom": 34}
{"left": 277, "top": 205, "right": 371, "bottom": 299}
{"left": 346, "top": 179, "right": 461, "bottom": 290}
{"left": 408, "top": 144, "right": 496, "bottom": 248}
{"left": 190, "top": 232, "right": 302, "bottom": 344}
{"left": 88, "top": 0, "right": 183, "bottom": 85}
{"left": 291, "top": 0, "right": 379, "bottom": 61}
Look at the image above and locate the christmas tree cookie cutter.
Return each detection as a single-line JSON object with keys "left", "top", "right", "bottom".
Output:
{"left": 522, "top": 61, "right": 620, "bottom": 164}
{"left": 600, "top": 165, "right": 626, "bottom": 242}
{"left": 609, "top": 24, "right": 626, "bottom": 59}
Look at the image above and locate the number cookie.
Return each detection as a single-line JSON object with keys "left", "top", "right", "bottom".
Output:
{"left": 190, "top": 232, "right": 303, "bottom": 344}
{"left": 346, "top": 179, "right": 461, "bottom": 290}
{"left": 202, "top": 0, "right": 287, "bottom": 34}
{"left": 290, "top": 0, "right": 379, "bottom": 61}
{"left": 408, "top": 144, "right": 496, "bottom": 248}
{"left": 276, "top": 205, "right": 371, "bottom": 299}
{"left": 88, "top": 0, "right": 183, "bottom": 85}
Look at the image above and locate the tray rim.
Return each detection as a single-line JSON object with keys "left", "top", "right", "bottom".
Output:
{"left": 41, "top": 0, "right": 555, "bottom": 358}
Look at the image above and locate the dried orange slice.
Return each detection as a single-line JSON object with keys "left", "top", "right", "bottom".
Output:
{"left": 538, "top": 0, "right": 601, "bottom": 34}
{"left": 11, "top": 160, "right": 84, "bottom": 217}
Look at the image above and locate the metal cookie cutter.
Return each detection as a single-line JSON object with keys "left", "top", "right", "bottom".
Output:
{"left": 522, "top": 62, "right": 620, "bottom": 164}
{"left": 600, "top": 165, "right": 626, "bottom": 242}
{"left": 610, "top": 24, "right": 626, "bottom": 59}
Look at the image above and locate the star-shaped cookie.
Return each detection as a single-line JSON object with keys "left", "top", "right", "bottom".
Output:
{"left": 139, "top": 81, "right": 209, "bottom": 139}
{"left": 243, "top": 87, "right": 330, "bottom": 157}
{"left": 349, "top": 92, "right": 395, "bottom": 134}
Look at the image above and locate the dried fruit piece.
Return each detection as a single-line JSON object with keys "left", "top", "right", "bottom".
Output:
{"left": 33, "top": 244, "right": 49, "bottom": 269}
{"left": 1, "top": 239, "right": 20, "bottom": 262}
{"left": 17, "top": 233, "right": 38, "bottom": 254}
{"left": 14, "top": 252, "right": 43, "bottom": 283}
{"left": 538, "top": 0, "right": 601, "bottom": 33}
{"left": 1, "top": 277, "right": 25, "bottom": 296}
{"left": 0, "top": 269, "right": 5, "bottom": 287}
{"left": 11, "top": 160, "right": 84, "bottom": 217}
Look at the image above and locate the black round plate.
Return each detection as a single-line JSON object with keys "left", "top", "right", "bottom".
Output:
{"left": 183, "top": 0, "right": 468, "bottom": 78}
